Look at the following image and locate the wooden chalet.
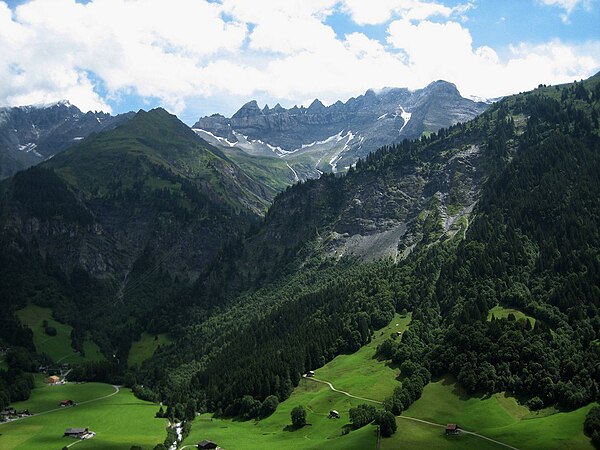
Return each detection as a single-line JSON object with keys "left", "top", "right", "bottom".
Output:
{"left": 329, "top": 410, "right": 340, "bottom": 419}
{"left": 64, "top": 427, "right": 88, "bottom": 438}
{"left": 46, "top": 375, "right": 60, "bottom": 384}
{"left": 59, "top": 399, "right": 76, "bottom": 407}
{"left": 445, "top": 423, "right": 460, "bottom": 435}
{"left": 306, "top": 370, "right": 315, "bottom": 377}
{"left": 198, "top": 440, "right": 219, "bottom": 449}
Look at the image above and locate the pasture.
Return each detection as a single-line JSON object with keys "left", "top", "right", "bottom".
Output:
{"left": 0, "top": 382, "right": 165, "bottom": 450}
{"left": 16, "top": 304, "right": 104, "bottom": 364}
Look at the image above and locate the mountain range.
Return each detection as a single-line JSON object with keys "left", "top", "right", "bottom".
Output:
{"left": 0, "top": 101, "right": 133, "bottom": 179}
{"left": 1, "top": 74, "right": 600, "bottom": 449}
{"left": 194, "top": 80, "right": 489, "bottom": 180}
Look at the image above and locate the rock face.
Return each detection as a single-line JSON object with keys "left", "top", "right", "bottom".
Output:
{"left": 0, "top": 101, "right": 133, "bottom": 179}
{"left": 193, "top": 81, "right": 490, "bottom": 179}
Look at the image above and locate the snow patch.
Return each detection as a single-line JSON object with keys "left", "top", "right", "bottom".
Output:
{"left": 329, "top": 131, "right": 354, "bottom": 172}
{"left": 18, "top": 142, "right": 37, "bottom": 153}
{"left": 286, "top": 162, "right": 300, "bottom": 182}
{"left": 398, "top": 106, "right": 411, "bottom": 134}
{"left": 193, "top": 128, "right": 237, "bottom": 147}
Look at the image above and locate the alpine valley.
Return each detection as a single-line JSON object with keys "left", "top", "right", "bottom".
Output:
{"left": 1, "top": 74, "right": 600, "bottom": 450}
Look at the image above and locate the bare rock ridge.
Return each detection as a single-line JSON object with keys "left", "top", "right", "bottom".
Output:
{"left": 193, "top": 80, "right": 490, "bottom": 179}
{"left": 0, "top": 101, "right": 133, "bottom": 179}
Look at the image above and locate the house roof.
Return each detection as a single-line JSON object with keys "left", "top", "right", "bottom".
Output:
{"left": 198, "top": 440, "right": 217, "bottom": 447}
{"left": 65, "top": 428, "right": 87, "bottom": 434}
{"left": 446, "top": 424, "right": 458, "bottom": 430}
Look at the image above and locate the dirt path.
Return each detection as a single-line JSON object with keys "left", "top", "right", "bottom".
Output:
{"left": 308, "top": 377, "right": 383, "bottom": 404}
{"left": 307, "top": 377, "right": 518, "bottom": 450}
{"left": 0, "top": 385, "right": 121, "bottom": 425}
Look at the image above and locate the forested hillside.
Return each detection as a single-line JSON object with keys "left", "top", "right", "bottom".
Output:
{"left": 1, "top": 74, "right": 599, "bottom": 439}
{"left": 0, "top": 108, "right": 273, "bottom": 402}
{"left": 130, "top": 74, "right": 600, "bottom": 422}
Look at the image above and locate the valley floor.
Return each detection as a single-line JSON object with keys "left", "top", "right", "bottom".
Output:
{"left": 0, "top": 377, "right": 166, "bottom": 449}
{"left": 1, "top": 313, "right": 595, "bottom": 449}
{"left": 182, "top": 312, "right": 596, "bottom": 450}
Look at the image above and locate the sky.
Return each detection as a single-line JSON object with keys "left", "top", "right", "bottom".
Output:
{"left": 1, "top": 0, "right": 599, "bottom": 124}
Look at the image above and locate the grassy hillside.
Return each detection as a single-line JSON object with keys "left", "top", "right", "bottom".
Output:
{"left": 222, "top": 147, "right": 298, "bottom": 195}
{"left": 0, "top": 382, "right": 165, "bottom": 450}
{"left": 48, "top": 108, "right": 271, "bottom": 214}
{"left": 16, "top": 304, "right": 104, "bottom": 364}
{"left": 393, "top": 376, "right": 595, "bottom": 450}
{"left": 487, "top": 305, "right": 536, "bottom": 327}
{"left": 183, "top": 380, "right": 375, "bottom": 450}
{"left": 180, "top": 313, "right": 411, "bottom": 449}
{"left": 314, "top": 312, "right": 411, "bottom": 401}
{"left": 182, "top": 308, "right": 596, "bottom": 450}
{"left": 127, "top": 332, "right": 171, "bottom": 367}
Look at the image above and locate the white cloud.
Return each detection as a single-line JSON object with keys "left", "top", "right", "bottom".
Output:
{"left": 340, "top": 0, "right": 472, "bottom": 26}
{"left": 0, "top": 0, "right": 247, "bottom": 113}
{"left": 386, "top": 18, "right": 600, "bottom": 98}
{"left": 538, "top": 0, "right": 592, "bottom": 22}
{"left": 0, "top": 0, "right": 598, "bottom": 118}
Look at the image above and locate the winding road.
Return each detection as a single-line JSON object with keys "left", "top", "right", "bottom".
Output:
{"left": 307, "top": 377, "right": 519, "bottom": 450}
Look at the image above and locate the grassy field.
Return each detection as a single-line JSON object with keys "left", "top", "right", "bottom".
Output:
{"left": 314, "top": 312, "right": 411, "bottom": 401}
{"left": 382, "top": 417, "right": 501, "bottom": 450}
{"left": 487, "top": 305, "right": 536, "bottom": 327}
{"left": 16, "top": 304, "right": 104, "bottom": 364}
{"left": 0, "top": 382, "right": 166, "bottom": 449}
{"left": 182, "top": 378, "right": 376, "bottom": 450}
{"left": 183, "top": 309, "right": 593, "bottom": 450}
{"left": 180, "top": 315, "right": 413, "bottom": 450}
{"left": 389, "top": 375, "right": 595, "bottom": 450}
{"left": 127, "top": 332, "right": 172, "bottom": 367}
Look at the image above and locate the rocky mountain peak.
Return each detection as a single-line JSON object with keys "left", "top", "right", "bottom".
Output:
{"left": 424, "top": 80, "right": 461, "bottom": 97}
{"left": 232, "top": 100, "right": 262, "bottom": 118}
{"left": 307, "top": 99, "right": 326, "bottom": 112}
{"left": 193, "top": 80, "right": 491, "bottom": 180}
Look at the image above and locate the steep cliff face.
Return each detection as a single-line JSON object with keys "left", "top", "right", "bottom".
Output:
{"left": 194, "top": 81, "right": 489, "bottom": 179}
{"left": 255, "top": 128, "right": 489, "bottom": 267}
{"left": 0, "top": 101, "right": 133, "bottom": 179}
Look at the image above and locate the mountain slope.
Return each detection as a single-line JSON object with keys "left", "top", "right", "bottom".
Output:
{"left": 0, "top": 107, "right": 271, "bottom": 361}
{"left": 0, "top": 101, "right": 133, "bottom": 179}
{"left": 138, "top": 74, "right": 600, "bottom": 423}
{"left": 194, "top": 81, "right": 489, "bottom": 180}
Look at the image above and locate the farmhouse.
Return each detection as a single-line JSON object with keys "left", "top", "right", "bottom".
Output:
{"left": 306, "top": 370, "right": 315, "bottom": 377}
{"left": 198, "top": 440, "right": 219, "bottom": 449}
{"left": 64, "top": 427, "right": 88, "bottom": 438}
{"left": 329, "top": 410, "right": 340, "bottom": 419}
{"left": 445, "top": 423, "right": 460, "bottom": 435}
{"left": 59, "top": 399, "right": 76, "bottom": 407}
{"left": 46, "top": 375, "right": 60, "bottom": 384}
{"left": 1, "top": 407, "right": 16, "bottom": 421}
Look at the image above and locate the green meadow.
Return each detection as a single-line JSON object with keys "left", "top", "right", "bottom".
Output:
{"left": 183, "top": 379, "right": 376, "bottom": 450}
{"left": 16, "top": 304, "right": 104, "bottom": 364}
{"left": 314, "top": 313, "right": 411, "bottom": 401}
{"left": 3, "top": 311, "right": 594, "bottom": 450}
{"left": 390, "top": 376, "right": 595, "bottom": 450}
{"left": 0, "top": 382, "right": 165, "bottom": 450}
{"left": 181, "top": 314, "right": 411, "bottom": 449}
{"left": 487, "top": 305, "right": 536, "bottom": 327}
{"left": 182, "top": 311, "right": 594, "bottom": 450}
{"left": 127, "top": 332, "right": 172, "bottom": 367}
